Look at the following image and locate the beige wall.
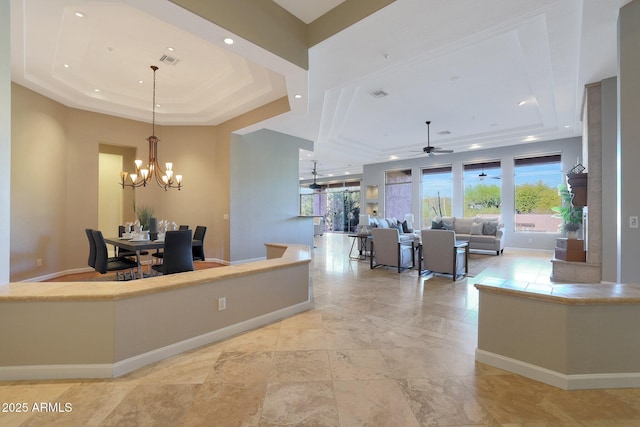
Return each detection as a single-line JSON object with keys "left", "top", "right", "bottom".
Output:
{"left": 10, "top": 84, "right": 292, "bottom": 280}
{"left": 11, "top": 84, "right": 223, "bottom": 280}
{"left": 11, "top": 84, "right": 69, "bottom": 281}
{"left": 170, "top": 0, "right": 308, "bottom": 69}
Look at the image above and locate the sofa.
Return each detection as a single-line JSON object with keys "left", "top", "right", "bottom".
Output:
{"left": 431, "top": 216, "right": 505, "bottom": 255}
{"left": 369, "top": 217, "right": 420, "bottom": 243}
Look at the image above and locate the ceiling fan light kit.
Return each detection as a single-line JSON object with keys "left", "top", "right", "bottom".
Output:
{"left": 416, "top": 120, "right": 454, "bottom": 157}
{"left": 309, "top": 160, "right": 322, "bottom": 190}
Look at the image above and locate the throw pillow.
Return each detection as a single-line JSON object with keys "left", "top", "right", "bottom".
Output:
{"left": 482, "top": 221, "right": 498, "bottom": 236}
{"left": 441, "top": 217, "right": 455, "bottom": 230}
{"left": 401, "top": 220, "right": 410, "bottom": 233}
{"left": 431, "top": 220, "right": 443, "bottom": 229}
{"left": 471, "top": 222, "right": 484, "bottom": 235}
{"left": 395, "top": 224, "right": 404, "bottom": 234}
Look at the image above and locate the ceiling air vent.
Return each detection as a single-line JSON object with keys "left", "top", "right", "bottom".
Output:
{"left": 159, "top": 55, "right": 180, "bottom": 65}
{"left": 369, "top": 90, "right": 388, "bottom": 98}
{"left": 438, "top": 130, "right": 451, "bottom": 135}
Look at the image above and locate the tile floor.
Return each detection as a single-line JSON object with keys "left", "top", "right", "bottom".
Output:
{"left": 2, "top": 233, "right": 640, "bottom": 426}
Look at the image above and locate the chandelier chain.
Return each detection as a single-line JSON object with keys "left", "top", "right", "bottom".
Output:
{"left": 151, "top": 65, "right": 157, "bottom": 136}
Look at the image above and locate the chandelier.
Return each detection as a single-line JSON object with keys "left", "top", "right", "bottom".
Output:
{"left": 120, "top": 65, "right": 182, "bottom": 191}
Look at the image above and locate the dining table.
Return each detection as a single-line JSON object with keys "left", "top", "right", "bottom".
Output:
{"left": 105, "top": 236, "right": 203, "bottom": 279}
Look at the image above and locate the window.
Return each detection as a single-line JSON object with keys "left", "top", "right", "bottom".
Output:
{"left": 514, "top": 155, "right": 562, "bottom": 232}
{"left": 385, "top": 169, "right": 412, "bottom": 220}
{"left": 463, "top": 162, "right": 501, "bottom": 217}
{"left": 421, "top": 166, "right": 452, "bottom": 227}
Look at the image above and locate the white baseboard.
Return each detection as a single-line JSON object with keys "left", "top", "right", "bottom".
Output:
{"left": 0, "top": 363, "right": 115, "bottom": 381}
{"left": 230, "top": 256, "right": 267, "bottom": 265}
{"left": 0, "top": 300, "right": 313, "bottom": 381}
{"left": 23, "top": 267, "right": 94, "bottom": 283}
{"left": 203, "top": 257, "right": 229, "bottom": 265}
{"left": 476, "top": 349, "right": 640, "bottom": 390}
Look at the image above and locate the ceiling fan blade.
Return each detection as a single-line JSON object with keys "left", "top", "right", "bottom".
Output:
{"left": 434, "top": 148, "right": 454, "bottom": 153}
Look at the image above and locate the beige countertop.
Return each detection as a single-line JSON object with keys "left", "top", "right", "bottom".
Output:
{"left": 0, "top": 243, "right": 311, "bottom": 302}
{"left": 475, "top": 277, "right": 640, "bottom": 305}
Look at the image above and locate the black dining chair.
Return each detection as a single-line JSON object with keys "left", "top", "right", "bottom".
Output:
{"left": 85, "top": 228, "right": 97, "bottom": 269}
{"left": 151, "top": 225, "right": 189, "bottom": 264}
{"left": 152, "top": 230, "right": 194, "bottom": 275}
{"left": 192, "top": 225, "right": 207, "bottom": 261}
{"left": 91, "top": 230, "right": 139, "bottom": 280}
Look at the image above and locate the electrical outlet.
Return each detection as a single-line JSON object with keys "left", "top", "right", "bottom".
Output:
{"left": 218, "top": 297, "right": 227, "bottom": 311}
{"left": 36, "top": 258, "right": 42, "bottom": 267}
{"left": 631, "top": 216, "right": 639, "bottom": 229}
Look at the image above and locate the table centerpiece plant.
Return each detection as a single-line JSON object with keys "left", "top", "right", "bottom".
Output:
{"left": 135, "top": 204, "right": 155, "bottom": 231}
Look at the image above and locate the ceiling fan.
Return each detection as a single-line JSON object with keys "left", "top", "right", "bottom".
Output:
{"left": 416, "top": 121, "right": 454, "bottom": 157}
{"left": 309, "top": 160, "right": 322, "bottom": 190}
{"left": 478, "top": 164, "right": 501, "bottom": 180}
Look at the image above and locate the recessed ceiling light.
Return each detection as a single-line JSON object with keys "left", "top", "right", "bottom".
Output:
{"left": 138, "top": 80, "right": 144, "bottom": 84}
{"left": 345, "top": 171, "right": 351, "bottom": 175}
{"left": 294, "top": 94, "right": 302, "bottom": 99}
{"left": 168, "top": 47, "right": 175, "bottom": 52}
{"left": 523, "top": 135, "right": 537, "bottom": 142}
{"left": 74, "top": 11, "right": 86, "bottom": 18}
{"left": 389, "top": 155, "right": 398, "bottom": 160}
{"left": 470, "top": 144, "right": 481, "bottom": 149}
{"left": 518, "top": 100, "right": 527, "bottom": 106}
{"left": 224, "top": 37, "right": 234, "bottom": 45}
{"left": 94, "top": 89, "right": 100, "bottom": 92}
{"left": 156, "top": 104, "right": 161, "bottom": 108}
{"left": 63, "top": 64, "right": 70, "bottom": 68}
{"left": 564, "top": 125, "right": 571, "bottom": 128}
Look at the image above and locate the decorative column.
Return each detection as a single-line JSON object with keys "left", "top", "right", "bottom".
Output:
{"left": 551, "top": 83, "right": 602, "bottom": 283}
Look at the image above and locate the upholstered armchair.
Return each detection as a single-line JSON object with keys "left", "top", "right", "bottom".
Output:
{"left": 370, "top": 228, "right": 415, "bottom": 273}
{"left": 313, "top": 217, "right": 325, "bottom": 236}
{"left": 419, "top": 229, "right": 468, "bottom": 281}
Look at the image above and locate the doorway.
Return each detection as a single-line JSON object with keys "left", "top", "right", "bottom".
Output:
{"left": 98, "top": 144, "right": 136, "bottom": 254}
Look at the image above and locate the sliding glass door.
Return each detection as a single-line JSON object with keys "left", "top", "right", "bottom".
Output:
{"left": 300, "top": 182, "right": 361, "bottom": 232}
